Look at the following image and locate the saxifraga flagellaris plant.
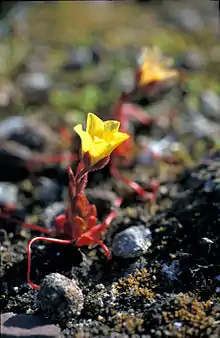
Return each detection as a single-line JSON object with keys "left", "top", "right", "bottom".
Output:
{"left": 110, "top": 47, "right": 179, "bottom": 200}
{"left": 27, "top": 113, "right": 129, "bottom": 290}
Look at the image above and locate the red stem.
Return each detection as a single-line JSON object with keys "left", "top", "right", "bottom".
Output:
{"left": 0, "top": 213, "right": 54, "bottom": 235}
{"left": 85, "top": 236, "right": 111, "bottom": 260}
{"left": 103, "top": 197, "right": 123, "bottom": 227}
{"left": 110, "top": 163, "right": 153, "bottom": 200}
{"left": 26, "top": 153, "right": 78, "bottom": 170}
{"left": 27, "top": 236, "right": 72, "bottom": 290}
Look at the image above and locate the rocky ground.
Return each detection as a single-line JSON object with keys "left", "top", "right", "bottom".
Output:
{"left": 0, "top": 1, "right": 220, "bottom": 337}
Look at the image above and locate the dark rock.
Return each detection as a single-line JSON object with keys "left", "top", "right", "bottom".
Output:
{"left": 24, "top": 116, "right": 58, "bottom": 152}
{"left": 0, "top": 203, "right": 26, "bottom": 234}
{"left": 0, "top": 229, "right": 7, "bottom": 242}
{"left": 0, "top": 141, "right": 32, "bottom": 181}
{"left": 35, "top": 178, "right": 61, "bottom": 207}
{"left": 8, "top": 127, "right": 45, "bottom": 151}
{"left": 134, "top": 76, "right": 180, "bottom": 106}
{"left": 85, "top": 189, "right": 118, "bottom": 218}
{"left": 200, "top": 90, "right": 220, "bottom": 122}
{"left": 0, "top": 116, "right": 57, "bottom": 152}
{"left": 37, "top": 273, "right": 84, "bottom": 323}
{"left": 168, "top": 153, "right": 220, "bottom": 276}
{"left": 1, "top": 312, "right": 61, "bottom": 337}
{"left": 0, "top": 183, "right": 18, "bottom": 205}
{"left": 112, "top": 225, "right": 152, "bottom": 258}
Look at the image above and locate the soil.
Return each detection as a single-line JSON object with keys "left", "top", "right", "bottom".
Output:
{"left": 0, "top": 1, "right": 220, "bottom": 337}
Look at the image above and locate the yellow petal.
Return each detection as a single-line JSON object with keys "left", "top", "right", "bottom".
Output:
{"left": 110, "top": 132, "right": 130, "bottom": 150}
{"left": 104, "top": 120, "right": 120, "bottom": 134}
{"left": 90, "top": 138, "right": 111, "bottom": 165}
{"left": 86, "top": 113, "right": 104, "bottom": 138}
{"left": 104, "top": 120, "right": 120, "bottom": 142}
{"left": 74, "top": 124, "right": 93, "bottom": 154}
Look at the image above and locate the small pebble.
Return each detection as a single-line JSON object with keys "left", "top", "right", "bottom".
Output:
{"left": 112, "top": 225, "right": 152, "bottom": 258}
{"left": 200, "top": 90, "right": 220, "bottom": 122}
{"left": 43, "top": 202, "right": 66, "bottom": 229}
{"left": 117, "top": 68, "right": 135, "bottom": 92}
{"left": 37, "top": 273, "right": 84, "bottom": 323}
{"left": 17, "top": 72, "right": 51, "bottom": 105}
{"left": 0, "top": 182, "right": 18, "bottom": 205}
{"left": 0, "top": 116, "right": 25, "bottom": 139}
{"left": 62, "top": 45, "right": 101, "bottom": 71}
{"left": 174, "top": 8, "right": 204, "bottom": 32}
{"left": 17, "top": 72, "right": 51, "bottom": 92}
{"left": 176, "top": 49, "right": 206, "bottom": 71}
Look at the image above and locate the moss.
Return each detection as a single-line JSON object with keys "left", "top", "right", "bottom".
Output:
{"left": 112, "top": 312, "right": 144, "bottom": 335}
{"left": 162, "top": 294, "right": 219, "bottom": 336}
{"left": 111, "top": 268, "right": 155, "bottom": 313}
{"left": 115, "top": 268, "right": 155, "bottom": 297}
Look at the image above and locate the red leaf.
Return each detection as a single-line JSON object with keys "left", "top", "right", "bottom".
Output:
{"left": 82, "top": 151, "right": 92, "bottom": 169}
{"left": 64, "top": 214, "right": 86, "bottom": 240}
{"left": 120, "top": 103, "right": 152, "bottom": 126}
{"left": 87, "top": 216, "right": 97, "bottom": 230}
{"left": 87, "top": 205, "right": 97, "bottom": 219}
{"left": 76, "top": 161, "right": 85, "bottom": 176}
{"left": 68, "top": 166, "right": 76, "bottom": 199}
{"left": 54, "top": 214, "right": 66, "bottom": 235}
{"left": 77, "top": 173, "right": 88, "bottom": 194}
{"left": 75, "top": 193, "right": 90, "bottom": 219}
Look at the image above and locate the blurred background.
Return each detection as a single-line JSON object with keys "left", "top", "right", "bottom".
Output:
{"left": 0, "top": 0, "right": 219, "bottom": 176}
{"left": 0, "top": 0, "right": 219, "bottom": 117}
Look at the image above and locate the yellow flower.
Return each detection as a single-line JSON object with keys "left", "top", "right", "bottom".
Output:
{"left": 138, "top": 46, "right": 178, "bottom": 86}
{"left": 74, "top": 113, "right": 129, "bottom": 166}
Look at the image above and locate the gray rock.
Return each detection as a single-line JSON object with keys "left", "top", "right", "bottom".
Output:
{"left": 0, "top": 117, "right": 26, "bottom": 139}
{"left": 1, "top": 312, "right": 61, "bottom": 337}
{"left": 117, "top": 68, "right": 135, "bottom": 93}
{"left": 18, "top": 72, "right": 51, "bottom": 92}
{"left": 176, "top": 49, "right": 206, "bottom": 71}
{"left": 0, "top": 183, "right": 18, "bottom": 205}
{"left": 17, "top": 72, "right": 51, "bottom": 105}
{"left": 43, "top": 202, "right": 66, "bottom": 229}
{"left": 186, "top": 108, "right": 220, "bottom": 139}
{"left": 174, "top": 8, "right": 204, "bottom": 32}
{"left": 200, "top": 90, "right": 220, "bottom": 122}
{"left": 112, "top": 225, "right": 152, "bottom": 258}
{"left": 62, "top": 45, "right": 101, "bottom": 71}
{"left": 37, "top": 273, "right": 84, "bottom": 323}
{"left": 0, "top": 83, "right": 20, "bottom": 110}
